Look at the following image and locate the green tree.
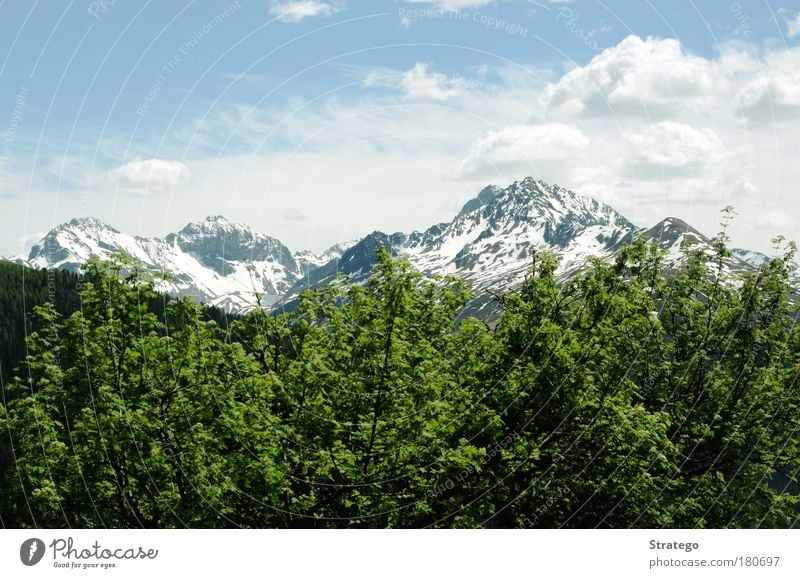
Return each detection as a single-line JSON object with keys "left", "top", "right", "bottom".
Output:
{"left": 234, "top": 249, "right": 498, "bottom": 527}
{"left": 3, "top": 228, "right": 799, "bottom": 529}
{"left": 0, "top": 257, "right": 288, "bottom": 528}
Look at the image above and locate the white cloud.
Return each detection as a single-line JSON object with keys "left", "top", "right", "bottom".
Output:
{"left": 736, "top": 48, "right": 800, "bottom": 121}
{"left": 458, "top": 123, "right": 590, "bottom": 177}
{"left": 404, "top": 0, "right": 493, "bottom": 10}
{"left": 738, "top": 72, "right": 800, "bottom": 120}
{"left": 716, "top": 44, "right": 762, "bottom": 76}
{"left": 35, "top": 36, "right": 799, "bottom": 258}
{"left": 15, "top": 231, "right": 45, "bottom": 254}
{"left": 108, "top": 159, "right": 190, "bottom": 195}
{"left": 399, "top": 62, "right": 468, "bottom": 100}
{"left": 268, "top": 1, "right": 343, "bottom": 23}
{"left": 283, "top": 207, "right": 307, "bottom": 221}
{"left": 540, "top": 35, "right": 717, "bottom": 117}
{"left": 757, "top": 210, "right": 794, "bottom": 229}
{"left": 605, "top": 122, "right": 757, "bottom": 205}
{"left": 622, "top": 122, "right": 725, "bottom": 178}
{"left": 784, "top": 11, "right": 800, "bottom": 38}
{"left": 363, "top": 62, "right": 471, "bottom": 101}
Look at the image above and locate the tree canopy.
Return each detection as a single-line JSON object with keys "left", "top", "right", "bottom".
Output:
{"left": 1, "top": 235, "right": 799, "bottom": 528}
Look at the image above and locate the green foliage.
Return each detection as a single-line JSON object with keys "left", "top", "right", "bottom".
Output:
{"left": 0, "top": 261, "right": 82, "bottom": 385}
{"left": 2, "top": 235, "right": 800, "bottom": 528}
{"left": 0, "top": 257, "right": 275, "bottom": 527}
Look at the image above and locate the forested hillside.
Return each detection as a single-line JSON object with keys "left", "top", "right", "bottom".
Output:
{"left": 0, "top": 260, "right": 233, "bottom": 386}
{"left": 0, "top": 261, "right": 83, "bottom": 386}
{"left": 1, "top": 233, "right": 799, "bottom": 528}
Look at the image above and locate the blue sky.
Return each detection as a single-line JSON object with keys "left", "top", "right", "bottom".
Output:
{"left": 1, "top": 0, "right": 799, "bottom": 255}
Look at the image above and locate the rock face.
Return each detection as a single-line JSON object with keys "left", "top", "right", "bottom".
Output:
{"left": 18, "top": 178, "right": 774, "bottom": 315}
{"left": 25, "top": 215, "right": 308, "bottom": 312}
{"left": 281, "top": 177, "right": 636, "bottom": 312}
{"left": 166, "top": 215, "right": 297, "bottom": 276}
{"left": 625, "top": 217, "right": 776, "bottom": 282}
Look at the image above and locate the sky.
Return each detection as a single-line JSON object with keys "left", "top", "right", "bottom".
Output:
{"left": 0, "top": 0, "right": 799, "bottom": 256}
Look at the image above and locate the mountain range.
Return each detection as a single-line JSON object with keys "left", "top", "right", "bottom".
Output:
{"left": 5, "top": 177, "right": 776, "bottom": 315}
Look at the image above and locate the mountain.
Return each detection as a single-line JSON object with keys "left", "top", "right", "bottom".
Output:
{"left": 631, "top": 217, "right": 708, "bottom": 257}
{"left": 629, "top": 217, "right": 778, "bottom": 283}
{"left": 401, "top": 178, "right": 634, "bottom": 289}
{"left": 25, "top": 216, "right": 303, "bottom": 312}
{"left": 294, "top": 238, "right": 360, "bottom": 275}
{"left": 730, "top": 247, "right": 771, "bottom": 268}
{"left": 729, "top": 247, "right": 800, "bottom": 283}
{"left": 11, "top": 178, "right": 779, "bottom": 316}
{"left": 280, "top": 178, "right": 636, "bottom": 316}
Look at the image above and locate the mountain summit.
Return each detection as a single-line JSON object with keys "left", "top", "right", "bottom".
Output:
{"left": 17, "top": 178, "right": 770, "bottom": 315}
{"left": 25, "top": 215, "right": 317, "bottom": 312}
{"left": 282, "top": 178, "right": 636, "bottom": 312}
{"left": 165, "top": 215, "right": 297, "bottom": 277}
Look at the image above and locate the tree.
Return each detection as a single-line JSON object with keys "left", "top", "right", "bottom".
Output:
{"left": 0, "top": 257, "right": 288, "bottom": 528}
{"left": 232, "top": 249, "right": 498, "bottom": 527}
{"left": 3, "top": 230, "right": 799, "bottom": 529}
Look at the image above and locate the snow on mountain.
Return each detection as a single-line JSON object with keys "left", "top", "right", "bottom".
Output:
{"left": 626, "top": 217, "right": 726, "bottom": 271}
{"left": 631, "top": 218, "right": 773, "bottom": 283}
{"left": 12, "top": 178, "right": 788, "bottom": 317}
{"left": 280, "top": 178, "right": 636, "bottom": 316}
{"left": 294, "top": 238, "right": 360, "bottom": 274}
{"left": 28, "top": 217, "right": 141, "bottom": 271}
{"left": 729, "top": 247, "right": 800, "bottom": 284}
{"left": 402, "top": 178, "right": 634, "bottom": 289}
{"left": 730, "top": 248, "right": 771, "bottom": 268}
{"left": 0, "top": 254, "right": 27, "bottom": 266}
{"left": 25, "top": 216, "right": 302, "bottom": 312}
{"left": 631, "top": 217, "right": 710, "bottom": 264}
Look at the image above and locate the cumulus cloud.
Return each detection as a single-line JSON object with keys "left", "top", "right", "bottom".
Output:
{"left": 757, "top": 209, "right": 794, "bottom": 229}
{"left": 622, "top": 122, "right": 726, "bottom": 179}
{"left": 108, "top": 159, "right": 190, "bottom": 195}
{"left": 458, "top": 123, "right": 590, "bottom": 177}
{"left": 176, "top": 34, "right": 800, "bottom": 252}
{"left": 282, "top": 207, "right": 307, "bottom": 221}
{"left": 540, "top": 35, "right": 716, "bottom": 117}
{"left": 736, "top": 48, "right": 800, "bottom": 122}
{"left": 404, "top": 0, "right": 493, "bottom": 10}
{"left": 268, "top": 1, "right": 343, "bottom": 23}
{"left": 15, "top": 232, "right": 45, "bottom": 254}
{"left": 365, "top": 62, "right": 470, "bottom": 100}
{"left": 398, "top": 62, "right": 468, "bottom": 100}
{"left": 783, "top": 10, "right": 800, "bottom": 38}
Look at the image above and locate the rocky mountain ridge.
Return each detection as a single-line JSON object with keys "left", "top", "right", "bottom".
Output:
{"left": 12, "top": 178, "right": 779, "bottom": 314}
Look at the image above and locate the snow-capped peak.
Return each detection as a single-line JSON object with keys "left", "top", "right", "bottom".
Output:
{"left": 294, "top": 237, "right": 361, "bottom": 273}
{"left": 24, "top": 216, "right": 306, "bottom": 313}
{"left": 61, "top": 216, "right": 118, "bottom": 231}
{"left": 730, "top": 248, "right": 771, "bottom": 268}
{"left": 281, "top": 178, "right": 636, "bottom": 313}
{"left": 175, "top": 215, "right": 264, "bottom": 239}
{"left": 14, "top": 178, "right": 780, "bottom": 318}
